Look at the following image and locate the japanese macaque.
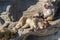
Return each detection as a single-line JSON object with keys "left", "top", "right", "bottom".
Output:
{"left": 42, "top": 1, "right": 55, "bottom": 23}
{"left": 12, "top": 1, "right": 55, "bottom": 32}
{"left": 12, "top": 12, "right": 45, "bottom": 32}
{"left": 12, "top": 11, "right": 49, "bottom": 33}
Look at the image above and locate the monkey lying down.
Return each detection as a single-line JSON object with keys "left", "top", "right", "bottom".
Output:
{"left": 12, "top": 2, "right": 55, "bottom": 33}
{"left": 12, "top": 13, "right": 50, "bottom": 33}
{"left": 0, "top": 1, "right": 55, "bottom": 39}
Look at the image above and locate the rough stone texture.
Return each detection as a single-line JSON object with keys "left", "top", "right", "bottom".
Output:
{"left": 24, "top": 28, "right": 60, "bottom": 40}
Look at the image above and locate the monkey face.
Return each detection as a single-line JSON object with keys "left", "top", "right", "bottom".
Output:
{"left": 43, "top": 2, "right": 54, "bottom": 19}
{"left": 38, "top": 19, "right": 48, "bottom": 29}
{"left": 44, "top": 1, "right": 54, "bottom": 9}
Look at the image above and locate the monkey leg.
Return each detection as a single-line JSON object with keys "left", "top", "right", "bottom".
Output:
{"left": 45, "top": 15, "right": 54, "bottom": 23}
{"left": 20, "top": 23, "right": 29, "bottom": 31}
{"left": 20, "top": 22, "right": 36, "bottom": 31}
{"left": 26, "top": 20, "right": 37, "bottom": 31}
{"left": 21, "top": 23, "right": 36, "bottom": 29}
{"left": 23, "top": 26, "right": 34, "bottom": 31}
{"left": 15, "top": 16, "right": 27, "bottom": 29}
{"left": 12, "top": 16, "right": 27, "bottom": 33}
{"left": 21, "top": 24, "right": 29, "bottom": 29}
{"left": 21, "top": 17, "right": 37, "bottom": 31}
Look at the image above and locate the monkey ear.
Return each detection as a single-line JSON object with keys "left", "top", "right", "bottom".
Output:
{"left": 44, "top": 4, "right": 48, "bottom": 9}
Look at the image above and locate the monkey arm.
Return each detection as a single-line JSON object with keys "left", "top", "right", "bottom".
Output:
{"left": 21, "top": 24, "right": 29, "bottom": 29}
{"left": 13, "top": 16, "right": 27, "bottom": 29}
{"left": 21, "top": 18, "right": 37, "bottom": 31}
{"left": 46, "top": 15, "right": 53, "bottom": 21}
{"left": 12, "top": 16, "right": 27, "bottom": 33}
{"left": 48, "top": 18, "right": 60, "bottom": 28}
{"left": 15, "top": 16, "right": 27, "bottom": 29}
{"left": 23, "top": 25, "right": 36, "bottom": 31}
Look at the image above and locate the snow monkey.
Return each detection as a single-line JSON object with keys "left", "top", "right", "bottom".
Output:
{"left": 12, "top": 12, "right": 46, "bottom": 32}
{"left": 42, "top": 1, "right": 55, "bottom": 23}
{"left": 12, "top": 0, "right": 55, "bottom": 32}
{"left": 12, "top": 5, "right": 55, "bottom": 32}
